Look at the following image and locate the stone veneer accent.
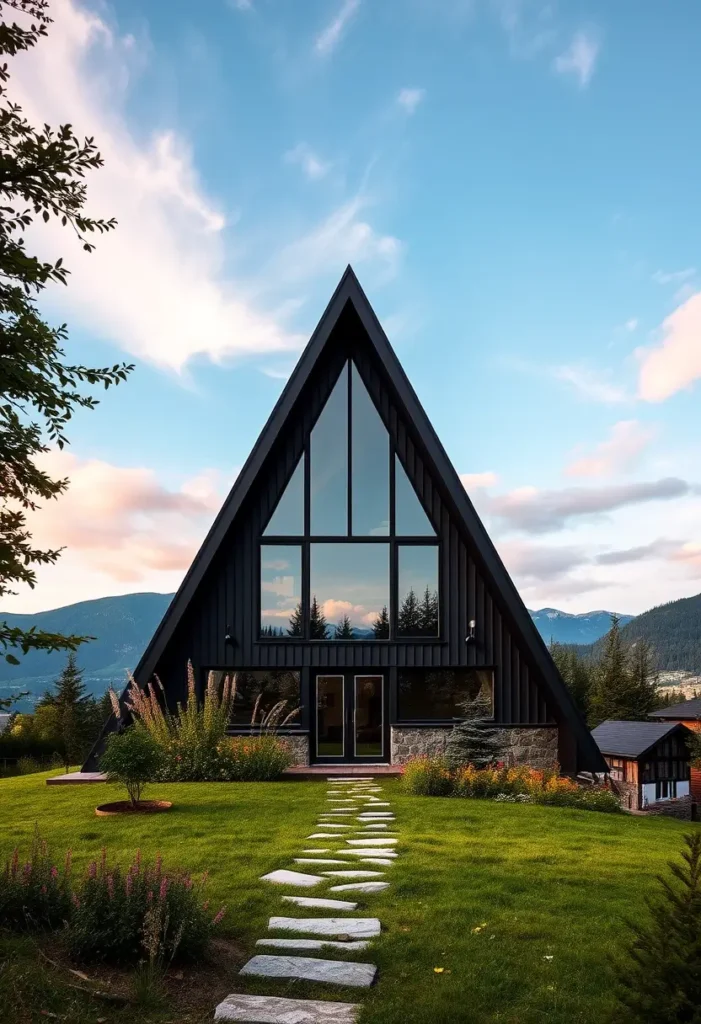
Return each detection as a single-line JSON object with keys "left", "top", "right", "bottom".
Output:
{"left": 281, "top": 733, "right": 310, "bottom": 766}
{"left": 390, "top": 724, "right": 559, "bottom": 769}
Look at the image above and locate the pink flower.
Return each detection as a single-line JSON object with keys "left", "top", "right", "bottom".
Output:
{"left": 72, "top": 894, "right": 81, "bottom": 908}
{"left": 107, "top": 874, "right": 115, "bottom": 899}
{"left": 88, "top": 861, "right": 97, "bottom": 879}
{"left": 125, "top": 872, "right": 133, "bottom": 897}
{"left": 147, "top": 890, "right": 153, "bottom": 903}
{"left": 41, "top": 885, "right": 47, "bottom": 895}
{"left": 159, "top": 877, "right": 168, "bottom": 900}
{"left": 212, "top": 907, "right": 226, "bottom": 926}
{"left": 50, "top": 866, "right": 58, "bottom": 879}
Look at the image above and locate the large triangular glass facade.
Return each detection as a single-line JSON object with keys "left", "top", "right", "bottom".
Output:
{"left": 395, "top": 455, "right": 435, "bottom": 535}
{"left": 310, "top": 363, "right": 348, "bottom": 535}
{"left": 351, "top": 363, "right": 389, "bottom": 535}
{"left": 263, "top": 457, "right": 304, "bottom": 535}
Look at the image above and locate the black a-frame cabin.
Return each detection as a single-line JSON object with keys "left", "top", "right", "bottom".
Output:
{"left": 86, "top": 268, "right": 605, "bottom": 774}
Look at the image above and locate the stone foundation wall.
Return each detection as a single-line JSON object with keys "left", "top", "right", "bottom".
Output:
{"left": 644, "top": 795, "right": 698, "bottom": 820}
{"left": 612, "top": 779, "right": 640, "bottom": 811}
{"left": 390, "top": 724, "right": 559, "bottom": 768}
{"left": 280, "top": 733, "right": 310, "bottom": 767}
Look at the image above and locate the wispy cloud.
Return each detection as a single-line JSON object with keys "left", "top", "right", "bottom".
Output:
{"left": 227, "top": 0, "right": 252, "bottom": 10}
{"left": 595, "top": 539, "right": 679, "bottom": 566}
{"left": 13, "top": 0, "right": 303, "bottom": 374}
{"left": 397, "top": 87, "right": 425, "bottom": 114}
{"left": 624, "top": 318, "right": 639, "bottom": 333}
{"left": 553, "top": 30, "right": 600, "bottom": 88}
{"left": 638, "top": 291, "right": 701, "bottom": 402}
{"left": 552, "top": 364, "right": 630, "bottom": 404}
{"left": 487, "top": 478, "right": 691, "bottom": 534}
{"left": 460, "top": 471, "right": 498, "bottom": 490}
{"left": 315, "top": 0, "right": 360, "bottom": 56}
{"left": 652, "top": 267, "right": 696, "bottom": 286}
{"left": 565, "top": 420, "right": 656, "bottom": 479}
{"left": 493, "top": 0, "right": 557, "bottom": 60}
{"left": 284, "top": 142, "right": 331, "bottom": 181}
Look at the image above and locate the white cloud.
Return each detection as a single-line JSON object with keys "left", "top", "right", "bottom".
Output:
{"left": 397, "top": 88, "right": 425, "bottom": 114}
{"left": 271, "top": 196, "right": 402, "bottom": 285}
{"left": 638, "top": 291, "right": 701, "bottom": 402}
{"left": 227, "top": 0, "right": 253, "bottom": 8}
{"left": 553, "top": 30, "right": 600, "bottom": 88}
{"left": 315, "top": 0, "right": 360, "bottom": 56}
{"left": 624, "top": 318, "right": 638, "bottom": 333}
{"left": 460, "top": 471, "right": 498, "bottom": 490}
{"left": 552, "top": 364, "right": 630, "bottom": 404}
{"left": 284, "top": 142, "right": 331, "bottom": 181}
{"left": 652, "top": 267, "right": 696, "bottom": 286}
{"left": 565, "top": 420, "right": 656, "bottom": 479}
{"left": 11, "top": 0, "right": 304, "bottom": 373}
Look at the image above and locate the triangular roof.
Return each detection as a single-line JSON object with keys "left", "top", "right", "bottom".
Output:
{"left": 592, "top": 719, "right": 692, "bottom": 759}
{"left": 650, "top": 697, "right": 701, "bottom": 720}
{"left": 90, "top": 266, "right": 605, "bottom": 773}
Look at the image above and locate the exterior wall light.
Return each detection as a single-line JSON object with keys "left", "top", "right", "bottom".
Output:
{"left": 466, "top": 619, "right": 476, "bottom": 645}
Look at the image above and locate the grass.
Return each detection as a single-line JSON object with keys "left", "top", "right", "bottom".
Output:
{"left": 0, "top": 770, "right": 698, "bottom": 1023}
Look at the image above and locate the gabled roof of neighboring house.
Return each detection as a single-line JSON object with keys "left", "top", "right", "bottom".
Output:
{"left": 650, "top": 697, "right": 701, "bottom": 721}
{"left": 84, "top": 265, "right": 607, "bottom": 773}
{"left": 591, "top": 720, "right": 691, "bottom": 759}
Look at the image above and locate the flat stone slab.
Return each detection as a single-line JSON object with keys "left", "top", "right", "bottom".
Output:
{"left": 358, "top": 812, "right": 394, "bottom": 818}
{"left": 341, "top": 849, "right": 397, "bottom": 858}
{"left": 362, "top": 802, "right": 391, "bottom": 807}
{"left": 295, "top": 859, "right": 350, "bottom": 866}
{"left": 359, "top": 823, "right": 390, "bottom": 829}
{"left": 327, "top": 777, "right": 375, "bottom": 781}
{"left": 303, "top": 849, "right": 330, "bottom": 854}
{"left": 322, "top": 870, "right": 385, "bottom": 878}
{"left": 281, "top": 895, "right": 358, "bottom": 910}
{"left": 329, "top": 882, "right": 391, "bottom": 894}
{"left": 359, "top": 858, "right": 395, "bottom": 866}
{"left": 261, "top": 869, "right": 325, "bottom": 888}
{"left": 320, "top": 811, "right": 353, "bottom": 816}
{"left": 346, "top": 838, "right": 397, "bottom": 846}
{"left": 215, "top": 993, "right": 360, "bottom": 1022}
{"left": 256, "top": 938, "right": 370, "bottom": 952}
{"left": 314, "top": 823, "right": 352, "bottom": 829}
{"left": 269, "top": 916, "right": 381, "bottom": 939}
{"left": 308, "top": 834, "right": 352, "bottom": 839}
{"left": 239, "top": 955, "right": 377, "bottom": 989}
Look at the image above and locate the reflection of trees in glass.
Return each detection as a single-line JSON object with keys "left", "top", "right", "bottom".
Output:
{"left": 287, "top": 602, "right": 303, "bottom": 637}
{"left": 372, "top": 605, "right": 390, "bottom": 639}
{"left": 231, "top": 670, "right": 301, "bottom": 725}
{"left": 260, "top": 624, "right": 285, "bottom": 637}
{"left": 334, "top": 614, "right": 354, "bottom": 639}
{"left": 397, "top": 587, "right": 439, "bottom": 637}
{"left": 310, "top": 595, "right": 329, "bottom": 639}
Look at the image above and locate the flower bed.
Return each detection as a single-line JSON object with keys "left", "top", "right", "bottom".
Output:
{"left": 403, "top": 757, "right": 620, "bottom": 813}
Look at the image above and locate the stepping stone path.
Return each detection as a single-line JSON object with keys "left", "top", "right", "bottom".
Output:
{"left": 215, "top": 774, "right": 400, "bottom": 1022}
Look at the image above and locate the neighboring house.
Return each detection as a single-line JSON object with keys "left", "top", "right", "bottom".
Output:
{"left": 85, "top": 268, "right": 605, "bottom": 774}
{"left": 650, "top": 698, "right": 701, "bottom": 802}
{"left": 591, "top": 720, "right": 693, "bottom": 810}
{"left": 0, "top": 713, "right": 11, "bottom": 734}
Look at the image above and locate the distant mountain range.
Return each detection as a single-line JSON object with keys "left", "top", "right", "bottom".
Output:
{"left": 2, "top": 590, "right": 699, "bottom": 710}
{"left": 528, "top": 607, "right": 633, "bottom": 646}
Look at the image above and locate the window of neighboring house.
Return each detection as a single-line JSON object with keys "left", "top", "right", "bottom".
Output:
{"left": 397, "top": 668, "right": 494, "bottom": 721}
{"left": 608, "top": 758, "right": 624, "bottom": 782}
{"left": 259, "top": 359, "right": 439, "bottom": 641}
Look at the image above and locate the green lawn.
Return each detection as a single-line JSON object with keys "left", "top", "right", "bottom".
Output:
{"left": 0, "top": 771, "right": 697, "bottom": 1024}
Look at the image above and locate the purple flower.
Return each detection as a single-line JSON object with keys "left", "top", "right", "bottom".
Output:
{"left": 159, "top": 876, "right": 168, "bottom": 900}
{"left": 88, "top": 861, "right": 97, "bottom": 879}
{"left": 212, "top": 907, "right": 226, "bottom": 926}
{"left": 50, "top": 866, "right": 58, "bottom": 879}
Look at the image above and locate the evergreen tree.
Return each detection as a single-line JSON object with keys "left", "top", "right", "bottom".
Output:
{"left": 419, "top": 586, "right": 439, "bottom": 637}
{"left": 310, "top": 596, "right": 329, "bottom": 639}
{"left": 37, "top": 653, "right": 95, "bottom": 766}
{"left": 445, "top": 691, "right": 504, "bottom": 770}
{"left": 627, "top": 638, "right": 661, "bottom": 720}
{"left": 334, "top": 614, "right": 354, "bottom": 639}
{"left": 287, "top": 602, "right": 303, "bottom": 637}
{"left": 372, "top": 606, "right": 390, "bottom": 639}
{"left": 550, "top": 641, "right": 594, "bottom": 721}
{"left": 398, "top": 588, "right": 421, "bottom": 636}
{"left": 588, "top": 615, "right": 632, "bottom": 726}
{"left": 615, "top": 832, "right": 701, "bottom": 1023}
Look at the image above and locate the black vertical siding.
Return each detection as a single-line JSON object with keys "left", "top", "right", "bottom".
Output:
{"left": 152, "top": 307, "right": 554, "bottom": 726}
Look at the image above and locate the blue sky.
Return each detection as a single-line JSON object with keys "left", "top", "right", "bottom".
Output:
{"left": 6, "top": 0, "right": 701, "bottom": 616}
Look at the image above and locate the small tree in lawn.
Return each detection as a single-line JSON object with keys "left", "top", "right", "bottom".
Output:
{"left": 615, "top": 831, "right": 701, "bottom": 1023}
{"left": 445, "top": 690, "right": 503, "bottom": 770}
{"left": 100, "top": 726, "right": 164, "bottom": 807}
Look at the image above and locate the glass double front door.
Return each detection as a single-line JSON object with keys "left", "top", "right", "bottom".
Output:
{"left": 315, "top": 673, "right": 386, "bottom": 762}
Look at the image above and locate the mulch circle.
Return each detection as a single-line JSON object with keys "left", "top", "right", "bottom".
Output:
{"left": 95, "top": 800, "right": 173, "bottom": 817}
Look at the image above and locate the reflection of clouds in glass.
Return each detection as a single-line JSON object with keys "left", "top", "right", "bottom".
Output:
{"left": 262, "top": 557, "right": 292, "bottom": 571}
{"left": 311, "top": 543, "right": 389, "bottom": 633}
{"left": 262, "top": 577, "right": 297, "bottom": 598}
{"left": 261, "top": 606, "right": 298, "bottom": 619}
{"left": 261, "top": 544, "right": 301, "bottom": 633}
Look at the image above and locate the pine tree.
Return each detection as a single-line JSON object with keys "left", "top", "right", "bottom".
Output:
{"left": 398, "top": 588, "right": 421, "bottom": 637}
{"left": 310, "top": 596, "right": 329, "bottom": 639}
{"left": 550, "top": 641, "right": 594, "bottom": 721}
{"left": 287, "top": 601, "right": 303, "bottom": 637}
{"left": 372, "top": 606, "right": 390, "bottom": 639}
{"left": 615, "top": 832, "right": 701, "bottom": 1023}
{"left": 589, "top": 615, "right": 631, "bottom": 726}
{"left": 334, "top": 614, "right": 354, "bottom": 639}
{"left": 419, "top": 586, "right": 439, "bottom": 637}
{"left": 38, "top": 653, "right": 95, "bottom": 766}
{"left": 627, "top": 638, "right": 660, "bottom": 720}
{"left": 445, "top": 691, "right": 504, "bottom": 770}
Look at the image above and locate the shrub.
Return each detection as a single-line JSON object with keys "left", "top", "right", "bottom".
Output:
{"left": 445, "top": 691, "right": 504, "bottom": 771}
{"left": 402, "top": 755, "right": 453, "bottom": 796}
{"left": 217, "top": 735, "right": 294, "bottom": 781}
{"left": 615, "top": 831, "right": 701, "bottom": 1022}
{"left": 69, "top": 849, "right": 225, "bottom": 965}
{"left": 100, "top": 726, "right": 164, "bottom": 806}
{"left": 0, "top": 825, "right": 72, "bottom": 930}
